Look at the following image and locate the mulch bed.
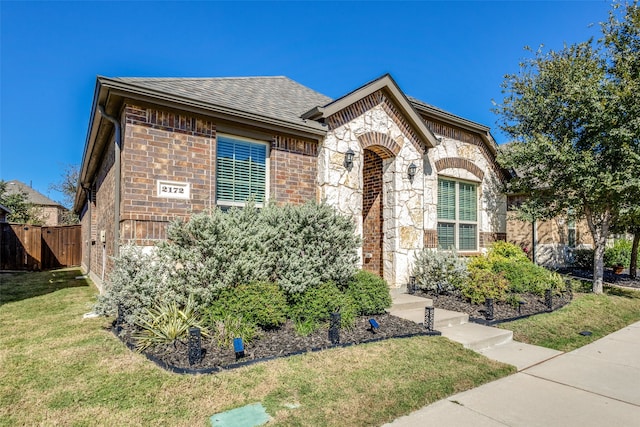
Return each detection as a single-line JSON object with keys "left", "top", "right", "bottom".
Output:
{"left": 415, "top": 289, "right": 573, "bottom": 325}
{"left": 556, "top": 267, "right": 640, "bottom": 289}
{"left": 114, "top": 314, "right": 431, "bottom": 374}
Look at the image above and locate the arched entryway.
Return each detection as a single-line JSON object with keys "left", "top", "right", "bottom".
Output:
{"left": 362, "top": 149, "right": 384, "bottom": 276}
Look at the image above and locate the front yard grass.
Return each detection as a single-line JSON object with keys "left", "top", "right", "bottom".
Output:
{"left": 0, "top": 268, "right": 514, "bottom": 426}
{"left": 501, "top": 286, "right": 640, "bottom": 352}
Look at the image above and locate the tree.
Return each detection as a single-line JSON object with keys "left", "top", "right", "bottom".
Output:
{"left": 495, "top": 2, "right": 640, "bottom": 293}
{"left": 48, "top": 164, "right": 80, "bottom": 225}
{"left": 613, "top": 206, "right": 640, "bottom": 278}
{"left": 0, "top": 180, "right": 44, "bottom": 225}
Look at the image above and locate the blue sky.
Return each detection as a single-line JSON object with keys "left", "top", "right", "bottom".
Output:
{"left": 1, "top": 1, "right": 612, "bottom": 206}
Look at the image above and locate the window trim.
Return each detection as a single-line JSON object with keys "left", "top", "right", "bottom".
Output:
{"left": 215, "top": 133, "right": 270, "bottom": 208}
{"left": 437, "top": 177, "right": 479, "bottom": 252}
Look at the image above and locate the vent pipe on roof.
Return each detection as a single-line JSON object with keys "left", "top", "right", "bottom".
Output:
{"left": 97, "top": 104, "right": 121, "bottom": 259}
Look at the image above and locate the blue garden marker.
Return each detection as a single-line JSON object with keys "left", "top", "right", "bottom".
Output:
{"left": 233, "top": 337, "right": 245, "bottom": 360}
{"left": 369, "top": 318, "right": 380, "bottom": 333}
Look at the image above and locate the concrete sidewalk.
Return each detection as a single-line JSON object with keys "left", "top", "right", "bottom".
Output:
{"left": 384, "top": 321, "right": 640, "bottom": 426}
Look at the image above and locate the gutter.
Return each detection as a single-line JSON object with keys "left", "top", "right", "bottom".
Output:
{"left": 97, "top": 104, "right": 121, "bottom": 258}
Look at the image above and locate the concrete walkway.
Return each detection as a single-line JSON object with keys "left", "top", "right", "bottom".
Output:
{"left": 384, "top": 321, "right": 640, "bottom": 426}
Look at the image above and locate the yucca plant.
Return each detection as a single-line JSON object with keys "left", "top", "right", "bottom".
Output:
{"left": 134, "top": 296, "right": 208, "bottom": 351}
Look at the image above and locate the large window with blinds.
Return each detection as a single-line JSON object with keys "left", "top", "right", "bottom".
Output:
{"left": 216, "top": 136, "right": 268, "bottom": 207}
{"left": 437, "top": 178, "right": 478, "bottom": 251}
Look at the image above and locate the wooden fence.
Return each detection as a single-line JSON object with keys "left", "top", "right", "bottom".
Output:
{"left": 0, "top": 224, "right": 81, "bottom": 271}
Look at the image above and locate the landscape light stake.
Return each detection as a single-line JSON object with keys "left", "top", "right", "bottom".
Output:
{"left": 485, "top": 298, "right": 494, "bottom": 321}
{"left": 408, "top": 276, "right": 416, "bottom": 294}
{"left": 545, "top": 289, "right": 553, "bottom": 312}
{"left": 424, "top": 306, "right": 435, "bottom": 332}
{"left": 188, "top": 327, "right": 202, "bottom": 365}
{"left": 329, "top": 312, "right": 341, "bottom": 345}
{"left": 116, "top": 304, "right": 125, "bottom": 334}
{"left": 233, "top": 337, "right": 245, "bottom": 360}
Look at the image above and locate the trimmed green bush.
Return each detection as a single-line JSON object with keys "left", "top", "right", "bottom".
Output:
{"left": 572, "top": 248, "right": 594, "bottom": 269}
{"left": 605, "top": 239, "right": 632, "bottom": 268}
{"left": 487, "top": 241, "right": 530, "bottom": 263}
{"left": 288, "top": 281, "right": 358, "bottom": 335}
{"left": 411, "top": 249, "right": 468, "bottom": 293}
{"left": 460, "top": 269, "right": 509, "bottom": 304}
{"left": 345, "top": 270, "right": 392, "bottom": 315}
{"left": 207, "top": 282, "right": 288, "bottom": 329}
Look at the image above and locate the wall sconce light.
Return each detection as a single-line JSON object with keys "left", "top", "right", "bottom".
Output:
{"left": 344, "top": 148, "right": 354, "bottom": 171}
{"left": 407, "top": 163, "right": 417, "bottom": 182}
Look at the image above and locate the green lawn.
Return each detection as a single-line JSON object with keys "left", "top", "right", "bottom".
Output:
{"left": 0, "top": 268, "right": 514, "bottom": 426}
{"left": 501, "top": 286, "right": 640, "bottom": 352}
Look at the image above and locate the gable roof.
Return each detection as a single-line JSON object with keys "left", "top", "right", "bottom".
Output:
{"left": 0, "top": 204, "right": 11, "bottom": 214}
{"left": 100, "top": 76, "right": 332, "bottom": 134}
{"left": 4, "top": 180, "right": 62, "bottom": 207}
{"left": 302, "top": 74, "right": 439, "bottom": 149}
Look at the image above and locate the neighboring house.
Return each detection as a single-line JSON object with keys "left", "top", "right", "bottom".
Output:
{"left": 74, "top": 74, "right": 509, "bottom": 290}
{"left": 0, "top": 204, "right": 10, "bottom": 223}
{"left": 4, "top": 180, "right": 67, "bottom": 226}
{"left": 506, "top": 195, "right": 594, "bottom": 267}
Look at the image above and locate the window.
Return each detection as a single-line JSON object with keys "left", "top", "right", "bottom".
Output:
{"left": 216, "top": 135, "right": 268, "bottom": 207}
{"left": 567, "top": 209, "right": 576, "bottom": 248}
{"left": 437, "top": 178, "right": 478, "bottom": 251}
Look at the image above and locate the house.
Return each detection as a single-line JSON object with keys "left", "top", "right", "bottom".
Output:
{"left": 4, "top": 180, "right": 67, "bottom": 226}
{"left": 506, "top": 195, "right": 594, "bottom": 267}
{"left": 0, "top": 204, "right": 10, "bottom": 223}
{"left": 74, "top": 74, "right": 509, "bottom": 290}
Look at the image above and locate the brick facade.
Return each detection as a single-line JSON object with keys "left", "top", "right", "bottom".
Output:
{"left": 271, "top": 135, "right": 318, "bottom": 204}
{"left": 362, "top": 149, "right": 384, "bottom": 276}
{"left": 435, "top": 157, "right": 485, "bottom": 181}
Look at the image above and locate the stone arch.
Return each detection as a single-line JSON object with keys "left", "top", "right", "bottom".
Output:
{"left": 435, "top": 157, "right": 484, "bottom": 181}
{"left": 357, "top": 132, "right": 400, "bottom": 159}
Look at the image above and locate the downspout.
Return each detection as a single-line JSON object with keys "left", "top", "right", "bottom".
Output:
{"left": 97, "top": 105, "right": 121, "bottom": 258}
{"left": 82, "top": 185, "right": 92, "bottom": 275}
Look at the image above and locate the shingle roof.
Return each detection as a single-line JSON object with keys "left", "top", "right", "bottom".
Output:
{"left": 4, "top": 180, "right": 62, "bottom": 207}
{"left": 108, "top": 76, "right": 334, "bottom": 129}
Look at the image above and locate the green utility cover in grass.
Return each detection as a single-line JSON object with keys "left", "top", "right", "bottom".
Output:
{"left": 209, "top": 403, "right": 271, "bottom": 427}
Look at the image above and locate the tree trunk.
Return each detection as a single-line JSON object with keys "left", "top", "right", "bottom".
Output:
{"left": 585, "top": 207, "right": 611, "bottom": 294}
{"left": 631, "top": 232, "right": 639, "bottom": 279}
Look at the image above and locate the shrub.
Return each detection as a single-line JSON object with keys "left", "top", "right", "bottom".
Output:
{"left": 345, "top": 270, "right": 392, "bottom": 315}
{"left": 411, "top": 249, "right": 468, "bottom": 293}
{"left": 159, "top": 204, "right": 270, "bottom": 304}
{"left": 94, "top": 246, "right": 176, "bottom": 324}
{"left": 605, "top": 239, "right": 632, "bottom": 267}
{"left": 207, "top": 315, "right": 259, "bottom": 349}
{"left": 487, "top": 241, "right": 530, "bottom": 263}
{"left": 468, "top": 242, "right": 566, "bottom": 297}
{"left": 460, "top": 269, "right": 509, "bottom": 304}
{"left": 288, "top": 281, "right": 358, "bottom": 335}
{"left": 572, "top": 248, "right": 594, "bottom": 269}
{"left": 133, "top": 296, "right": 208, "bottom": 351}
{"left": 207, "top": 282, "right": 288, "bottom": 329}
{"left": 261, "top": 201, "right": 360, "bottom": 293}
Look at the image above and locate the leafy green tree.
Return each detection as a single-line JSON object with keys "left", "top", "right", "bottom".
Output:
{"left": 48, "top": 164, "right": 79, "bottom": 224}
{"left": 495, "top": 2, "right": 640, "bottom": 293}
{"left": 0, "top": 180, "right": 43, "bottom": 225}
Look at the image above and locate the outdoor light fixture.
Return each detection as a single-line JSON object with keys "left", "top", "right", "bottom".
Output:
{"left": 233, "top": 337, "right": 245, "bottom": 360}
{"left": 188, "top": 327, "right": 202, "bottom": 365}
{"left": 423, "top": 306, "right": 440, "bottom": 335}
{"left": 407, "top": 163, "right": 417, "bottom": 182}
{"left": 329, "top": 312, "right": 341, "bottom": 345}
{"left": 369, "top": 318, "right": 380, "bottom": 333}
{"left": 545, "top": 289, "right": 553, "bottom": 312}
{"left": 485, "top": 298, "right": 495, "bottom": 321}
{"left": 408, "top": 276, "right": 416, "bottom": 295}
{"left": 344, "top": 148, "right": 355, "bottom": 171}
